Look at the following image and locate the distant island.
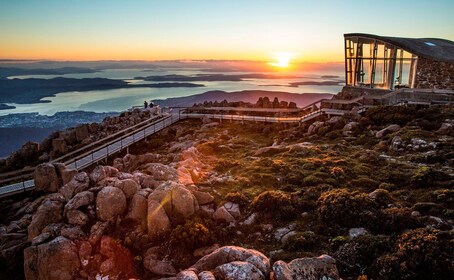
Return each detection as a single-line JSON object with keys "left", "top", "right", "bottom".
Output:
{"left": 0, "top": 77, "right": 204, "bottom": 104}
{"left": 136, "top": 73, "right": 298, "bottom": 82}
{"left": 289, "top": 80, "right": 343, "bottom": 87}
{"left": 0, "top": 66, "right": 98, "bottom": 79}
{"left": 153, "top": 89, "right": 334, "bottom": 107}
{"left": 0, "top": 103, "right": 15, "bottom": 110}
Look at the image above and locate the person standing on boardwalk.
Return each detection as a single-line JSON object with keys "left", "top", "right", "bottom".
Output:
{"left": 144, "top": 101, "right": 148, "bottom": 109}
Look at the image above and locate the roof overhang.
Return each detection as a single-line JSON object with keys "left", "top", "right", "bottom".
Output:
{"left": 344, "top": 33, "right": 454, "bottom": 63}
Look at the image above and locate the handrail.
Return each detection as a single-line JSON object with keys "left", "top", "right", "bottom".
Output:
{"left": 0, "top": 113, "right": 162, "bottom": 181}
{"left": 65, "top": 114, "right": 173, "bottom": 169}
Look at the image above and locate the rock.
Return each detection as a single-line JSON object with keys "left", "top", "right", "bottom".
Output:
{"left": 88, "top": 221, "right": 110, "bottom": 245}
{"left": 193, "top": 244, "right": 220, "bottom": 257}
{"left": 191, "top": 246, "right": 270, "bottom": 277}
{"left": 214, "top": 261, "right": 265, "bottom": 280}
{"left": 273, "top": 255, "right": 339, "bottom": 280}
{"left": 115, "top": 179, "right": 140, "bottom": 199}
{"left": 126, "top": 193, "right": 148, "bottom": 230}
{"left": 198, "top": 271, "right": 216, "bottom": 280}
{"left": 96, "top": 186, "right": 127, "bottom": 221}
{"left": 343, "top": 121, "right": 359, "bottom": 132}
{"left": 149, "top": 182, "right": 198, "bottom": 222}
{"left": 171, "top": 185, "right": 199, "bottom": 220}
{"left": 28, "top": 199, "right": 63, "bottom": 241}
{"left": 90, "top": 165, "right": 119, "bottom": 184}
{"left": 327, "top": 116, "right": 342, "bottom": 125}
{"left": 177, "top": 270, "right": 199, "bottom": 280}
{"left": 75, "top": 124, "right": 90, "bottom": 142}
{"left": 34, "top": 163, "right": 60, "bottom": 193}
{"left": 55, "top": 164, "right": 78, "bottom": 186}
{"left": 143, "top": 256, "right": 177, "bottom": 276}
{"left": 59, "top": 172, "right": 90, "bottom": 201}
{"left": 143, "top": 163, "right": 179, "bottom": 181}
{"left": 281, "top": 231, "right": 297, "bottom": 244}
{"left": 411, "top": 210, "right": 421, "bottom": 217}
{"left": 214, "top": 206, "right": 235, "bottom": 223}
{"left": 52, "top": 137, "right": 68, "bottom": 154}
{"left": 375, "top": 124, "right": 400, "bottom": 138}
{"left": 348, "top": 227, "right": 368, "bottom": 238}
{"left": 38, "top": 153, "right": 50, "bottom": 162}
{"left": 243, "top": 213, "right": 258, "bottom": 225}
{"left": 24, "top": 236, "right": 81, "bottom": 280}
{"left": 224, "top": 202, "right": 241, "bottom": 219}
{"left": 64, "top": 191, "right": 94, "bottom": 212}
{"left": 98, "top": 236, "right": 136, "bottom": 278}
{"left": 254, "top": 146, "right": 289, "bottom": 156}
{"left": 66, "top": 210, "right": 89, "bottom": 225}
{"left": 192, "top": 190, "right": 215, "bottom": 205}
{"left": 31, "top": 232, "right": 51, "bottom": 246}
{"left": 390, "top": 136, "right": 403, "bottom": 151}
{"left": 78, "top": 241, "right": 92, "bottom": 267}
{"left": 61, "top": 225, "right": 87, "bottom": 240}
{"left": 147, "top": 199, "right": 171, "bottom": 238}
{"left": 437, "top": 121, "right": 453, "bottom": 135}
{"left": 308, "top": 121, "right": 325, "bottom": 135}
{"left": 274, "top": 224, "right": 296, "bottom": 242}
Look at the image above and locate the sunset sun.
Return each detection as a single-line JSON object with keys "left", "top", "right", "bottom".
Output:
{"left": 269, "top": 52, "right": 296, "bottom": 68}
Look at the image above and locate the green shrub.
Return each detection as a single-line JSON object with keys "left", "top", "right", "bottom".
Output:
{"left": 374, "top": 207, "right": 420, "bottom": 234}
{"left": 334, "top": 234, "right": 392, "bottom": 278}
{"left": 376, "top": 228, "right": 454, "bottom": 280}
{"left": 283, "top": 231, "right": 320, "bottom": 251}
{"left": 317, "top": 189, "right": 378, "bottom": 228}
{"left": 170, "top": 220, "right": 212, "bottom": 250}
{"left": 252, "top": 190, "right": 297, "bottom": 221}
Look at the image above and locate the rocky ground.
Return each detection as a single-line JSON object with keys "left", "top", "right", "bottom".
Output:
{"left": 0, "top": 104, "right": 453, "bottom": 280}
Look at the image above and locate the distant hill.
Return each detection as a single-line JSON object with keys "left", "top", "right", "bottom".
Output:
{"left": 0, "top": 77, "right": 204, "bottom": 104}
{"left": 153, "top": 90, "right": 334, "bottom": 107}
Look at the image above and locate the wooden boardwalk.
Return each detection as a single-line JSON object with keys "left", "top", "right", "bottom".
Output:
{"left": 1, "top": 88, "right": 453, "bottom": 198}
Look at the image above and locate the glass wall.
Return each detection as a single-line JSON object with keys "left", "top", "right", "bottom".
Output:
{"left": 345, "top": 37, "right": 418, "bottom": 90}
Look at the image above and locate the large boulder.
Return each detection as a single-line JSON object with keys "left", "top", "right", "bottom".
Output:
{"left": 148, "top": 182, "right": 199, "bottom": 222}
{"left": 24, "top": 236, "right": 80, "bottom": 280}
{"left": 52, "top": 138, "right": 68, "bottom": 154}
{"left": 28, "top": 199, "right": 63, "bottom": 241}
{"left": 126, "top": 193, "right": 148, "bottom": 230}
{"left": 143, "top": 249, "right": 177, "bottom": 276}
{"left": 143, "top": 162, "right": 179, "bottom": 181}
{"left": 214, "top": 261, "right": 265, "bottom": 280}
{"left": 147, "top": 199, "right": 171, "bottom": 238}
{"left": 272, "top": 255, "right": 339, "bottom": 280}
{"left": 34, "top": 163, "right": 60, "bottom": 193}
{"left": 191, "top": 246, "right": 270, "bottom": 277}
{"left": 59, "top": 172, "right": 90, "bottom": 201}
{"left": 308, "top": 121, "right": 325, "bottom": 135}
{"left": 89, "top": 165, "right": 119, "bottom": 184}
{"left": 375, "top": 124, "right": 401, "bottom": 138}
{"left": 64, "top": 191, "right": 94, "bottom": 213}
{"left": 115, "top": 179, "right": 140, "bottom": 199}
{"left": 75, "top": 124, "right": 90, "bottom": 142}
{"left": 96, "top": 187, "right": 127, "bottom": 221}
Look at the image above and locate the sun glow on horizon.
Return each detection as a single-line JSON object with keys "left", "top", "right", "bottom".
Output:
{"left": 269, "top": 52, "right": 298, "bottom": 68}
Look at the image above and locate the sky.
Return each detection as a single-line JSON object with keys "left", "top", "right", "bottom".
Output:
{"left": 1, "top": 0, "right": 454, "bottom": 63}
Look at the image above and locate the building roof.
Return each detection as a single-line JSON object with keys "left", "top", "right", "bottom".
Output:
{"left": 344, "top": 33, "right": 454, "bottom": 62}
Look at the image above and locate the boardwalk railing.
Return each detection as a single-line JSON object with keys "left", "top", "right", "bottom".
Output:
{"left": 0, "top": 114, "right": 165, "bottom": 186}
